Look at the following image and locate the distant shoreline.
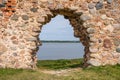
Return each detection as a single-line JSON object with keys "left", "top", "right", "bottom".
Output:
{"left": 41, "top": 40, "right": 80, "bottom": 43}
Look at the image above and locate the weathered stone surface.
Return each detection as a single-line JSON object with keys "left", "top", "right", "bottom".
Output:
{"left": 87, "top": 28, "right": 95, "bottom": 34}
{"left": 0, "top": 43, "right": 7, "bottom": 55}
{"left": 0, "top": 13, "right": 3, "bottom": 17}
{"left": 89, "top": 9, "right": 96, "bottom": 15}
{"left": 36, "top": 17, "right": 45, "bottom": 23}
{"left": 101, "top": 15, "right": 107, "bottom": 20}
{"left": 90, "top": 54, "right": 102, "bottom": 59}
{"left": 107, "top": 0, "right": 113, "bottom": 4}
{"left": 95, "top": 2, "right": 103, "bottom": 10}
{"left": 90, "top": 37, "right": 98, "bottom": 42}
{"left": 0, "top": 59, "right": 3, "bottom": 63}
{"left": 112, "top": 24, "right": 120, "bottom": 30}
{"left": 10, "top": 47, "right": 17, "bottom": 51}
{"left": 116, "top": 48, "right": 120, "bottom": 53}
{"left": 13, "top": 53, "right": 17, "bottom": 56}
{"left": 12, "top": 40, "right": 19, "bottom": 44}
{"left": 89, "top": 47, "right": 98, "bottom": 53}
{"left": 18, "top": 44, "right": 25, "bottom": 49}
{"left": 40, "top": 0, "right": 47, "bottom": 2}
{"left": 21, "top": 15, "right": 29, "bottom": 20}
{"left": 103, "top": 39, "right": 112, "bottom": 48}
{"left": 88, "top": 3, "right": 95, "bottom": 9}
{"left": 104, "top": 25, "right": 114, "bottom": 32}
{"left": 87, "top": 59, "right": 101, "bottom": 66}
{"left": 0, "top": 0, "right": 120, "bottom": 69}
{"left": 0, "top": 4, "right": 5, "bottom": 7}
{"left": 26, "top": 37, "right": 37, "bottom": 41}
{"left": 89, "top": 42, "right": 94, "bottom": 46}
{"left": 113, "top": 39, "right": 120, "bottom": 46}
{"left": 11, "top": 14, "right": 19, "bottom": 21}
{"left": 30, "top": 8, "right": 38, "bottom": 12}
{"left": 56, "top": 4, "right": 64, "bottom": 10}
{"left": 83, "top": 22, "right": 94, "bottom": 28}
{"left": 80, "top": 14, "right": 91, "bottom": 21}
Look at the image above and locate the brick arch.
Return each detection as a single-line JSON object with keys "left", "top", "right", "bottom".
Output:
{"left": 0, "top": 0, "right": 120, "bottom": 69}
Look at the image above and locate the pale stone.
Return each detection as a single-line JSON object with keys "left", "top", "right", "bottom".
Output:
{"left": 18, "top": 44, "right": 25, "bottom": 49}
{"left": 88, "top": 3, "right": 95, "bottom": 9}
{"left": 89, "top": 47, "right": 98, "bottom": 53}
{"left": 101, "top": 15, "right": 107, "bottom": 20}
{"left": 26, "top": 37, "right": 37, "bottom": 41}
{"left": 111, "top": 52, "right": 120, "bottom": 58}
{"left": 89, "top": 9, "right": 96, "bottom": 15}
{"left": 90, "top": 37, "right": 98, "bottom": 42}
{"left": 88, "top": 34, "right": 94, "bottom": 37}
{"left": 107, "top": 0, "right": 113, "bottom": 4}
{"left": 70, "top": 6, "right": 79, "bottom": 11}
{"left": 36, "top": 17, "right": 45, "bottom": 23}
{"left": 87, "top": 59, "right": 101, "bottom": 66}
{"left": 48, "top": 0, "right": 54, "bottom": 4}
{"left": 87, "top": 28, "right": 95, "bottom": 34}
{"left": 90, "top": 54, "right": 102, "bottom": 59}
{"left": 10, "top": 47, "right": 17, "bottom": 51}
{"left": 29, "top": 46, "right": 37, "bottom": 50}
{"left": 0, "top": 43, "right": 7, "bottom": 55}
{"left": 40, "top": 0, "right": 47, "bottom": 2}
{"left": 89, "top": 43, "right": 95, "bottom": 46}
{"left": 112, "top": 24, "right": 120, "bottom": 30}
{"left": 80, "top": 14, "right": 91, "bottom": 21}
{"left": 104, "top": 25, "right": 114, "bottom": 32}
{"left": 99, "top": 31, "right": 105, "bottom": 34}
{"left": 96, "top": 22, "right": 102, "bottom": 26}
{"left": 83, "top": 22, "right": 94, "bottom": 28}
{"left": 56, "top": 4, "right": 64, "bottom": 10}
{"left": 92, "top": 0, "right": 99, "bottom": 2}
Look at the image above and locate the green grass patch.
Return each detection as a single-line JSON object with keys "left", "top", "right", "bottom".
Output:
{"left": 0, "top": 59, "right": 120, "bottom": 80}
{"left": 0, "top": 68, "right": 23, "bottom": 76}
{"left": 0, "top": 68, "right": 35, "bottom": 76}
{"left": 37, "top": 58, "right": 83, "bottom": 70}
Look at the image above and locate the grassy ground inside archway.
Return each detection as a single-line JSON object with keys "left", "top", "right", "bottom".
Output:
{"left": 0, "top": 58, "right": 120, "bottom": 80}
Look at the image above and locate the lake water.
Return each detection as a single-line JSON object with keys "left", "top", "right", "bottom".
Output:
{"left": 37, "top": 42, "right": 84, "bottom": 60}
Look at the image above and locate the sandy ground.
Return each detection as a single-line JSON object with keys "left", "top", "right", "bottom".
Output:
{"left": 40, "top": 68, "right": 82, "bottom": 76}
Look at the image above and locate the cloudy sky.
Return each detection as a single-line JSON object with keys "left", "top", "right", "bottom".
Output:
{"left": 39, "top": 15, "right": 79, "bottom": 41}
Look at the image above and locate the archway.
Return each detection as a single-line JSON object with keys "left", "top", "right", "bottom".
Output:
{"left": 37, "top": 15, "right": 84, "bottom": 60}
{"left": 35, "top": 9, "right": 90, "bottom": 68}
{"left": 0, "top": 0, "right": 120, "bottom": 69}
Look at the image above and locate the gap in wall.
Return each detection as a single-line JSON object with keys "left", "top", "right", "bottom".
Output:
{"left": 37, "top": 15, "right": 84, "bottom": 60}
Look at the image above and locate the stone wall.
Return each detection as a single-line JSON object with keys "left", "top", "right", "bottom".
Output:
{"left": 0, "top": 0, "right": 120, "bottom": 69}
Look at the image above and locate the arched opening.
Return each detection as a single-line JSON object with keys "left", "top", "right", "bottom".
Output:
{"left": 33, "top": 8, "right": 91, "bottom": 68}
{"left": 37, "top": 15, "right": 84, "bottom": 61}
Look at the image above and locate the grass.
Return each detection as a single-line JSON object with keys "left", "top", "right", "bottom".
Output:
{"left": 37, "top": 58, "right": 83, "bottom": 70}
{"left": 0, "top": 58, "right": 120, "bottom": 80}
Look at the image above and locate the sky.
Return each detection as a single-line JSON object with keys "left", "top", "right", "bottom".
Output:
{"left": 39, "top": 15, "right": 79, "bottom": 41}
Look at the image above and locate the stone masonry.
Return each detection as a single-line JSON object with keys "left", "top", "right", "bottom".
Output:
{"left": 0, "top": 0, "right": 120, "bottom": 69}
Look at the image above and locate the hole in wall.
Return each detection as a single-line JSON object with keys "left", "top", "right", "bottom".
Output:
{"left": 37, "top": 15, "right": 84, "bottom": 60}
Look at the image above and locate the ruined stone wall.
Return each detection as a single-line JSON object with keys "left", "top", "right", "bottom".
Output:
{"left": 0, "top": 0, "right": 120, "bottom": 69}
